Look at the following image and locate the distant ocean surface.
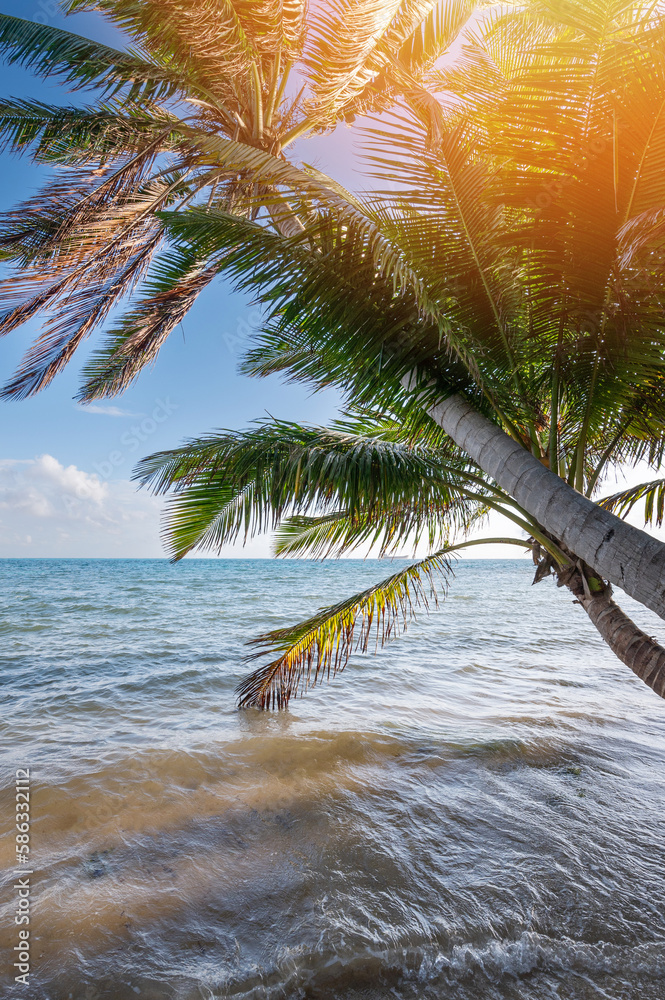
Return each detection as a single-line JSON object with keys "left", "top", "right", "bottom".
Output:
{"left": 2, "top": 557, "right": 665, "bottom": 1000}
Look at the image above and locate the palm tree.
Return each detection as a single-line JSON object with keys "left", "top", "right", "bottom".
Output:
{"left": 134, "top": 404, "right": 665, "bottom": 708}
{"left": 133, "top": 0, "right": 665, "bottom": 705}
{"left": 4, "top": 1, "right": 665, "bottom": 703}
{"left": 0, "top": 0, "right": 472, "bottom": 397}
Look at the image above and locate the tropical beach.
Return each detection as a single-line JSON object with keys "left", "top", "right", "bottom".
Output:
{"left": 2, "top": 0, "right": 665, "bottom": 996}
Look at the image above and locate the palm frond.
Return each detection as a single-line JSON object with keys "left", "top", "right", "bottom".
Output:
{"left": 273, "top": 512, "right": 354, "bottom": 557}
{"left": 272, "top": 475, "right": 488, "bottom": 556}
{"left": 0, "top": 226, "right": 162, "bottom": 399}
{"left": 0, "top": 98, "right": 185, "bottom": 165}
{"left": 67, "top": 0, "right": 306, "bottom": 114}
{"left": 0, "top": 14, "right": 189, "bottom": 103}
{"left": 162, "top": 140, "right": 440, "bottom": 316}
{"left": 77, "top": 250, "right": 218, "bottom": 400}
{"left": 599, "top": 477, "right": 665, "bottom": 528}
{"left": 0, "top": 152, "right": 217, "bottom": 397}
{"left": 134, "top": 417, "right": 488, "bottom": 560}
{"left": 161, "top": 205, "right": 489, "bottom": 416}
{"left": 0, "top": 130, "right": 171, "bottom": 269}
{"left": 237, "top": 549, "right": 453, "bottom": 709}
{"left": 304, "top": 0, "right": 472, "bottom": 124}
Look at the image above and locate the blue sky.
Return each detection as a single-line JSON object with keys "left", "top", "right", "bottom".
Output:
{"left": 0, "top": 1, "right": 356, "bottom": 557}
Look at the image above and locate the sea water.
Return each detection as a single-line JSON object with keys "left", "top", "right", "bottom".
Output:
{"left": 1, "top": 557, "right": 664, "bottom": 999}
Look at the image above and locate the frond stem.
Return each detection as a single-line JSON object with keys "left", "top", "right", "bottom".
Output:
{"left": 459, "top": 489, "right": 569, "bottom": 567}
{"left": 250, "top": 62, "right": 264, "bottom": 142}
{"left": 585, "top": 415, "right": 633, "bottom": 497}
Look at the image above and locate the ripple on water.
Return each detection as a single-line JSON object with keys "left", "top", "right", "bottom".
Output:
{"left": 1, "top": 558, "right": 664, "bottom": 999}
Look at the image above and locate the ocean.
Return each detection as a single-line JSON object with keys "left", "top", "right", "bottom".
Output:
{"left": 1, "top": 557, "right": 665, "bottom": 999}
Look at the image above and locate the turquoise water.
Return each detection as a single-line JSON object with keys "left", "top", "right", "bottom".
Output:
{"left": 1, "top": 557, "right": 665, "bottom": 999}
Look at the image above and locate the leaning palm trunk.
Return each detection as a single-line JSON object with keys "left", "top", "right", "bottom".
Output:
{"left": 557, "top": 565, "right": 665, "bottom": 698}
{"left": 423, "top": 391, "right": 665, "bottom": 622}
{"left": 425, "top": 391, "right": 665, "bottom": 698}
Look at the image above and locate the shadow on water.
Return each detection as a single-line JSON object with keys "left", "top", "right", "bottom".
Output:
{"left": 1, "top": 728, "right": 664, "bottom": 999}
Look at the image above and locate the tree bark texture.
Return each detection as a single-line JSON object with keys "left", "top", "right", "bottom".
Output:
{"left": 558, "top": 566, "right": 665, "bottom": 698}
{"left": 425, "top": 392, "right": 665, "bottom": 622}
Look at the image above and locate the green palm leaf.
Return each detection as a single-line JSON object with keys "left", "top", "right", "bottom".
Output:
{"left": 237, "top": 549, "right": 454, "bottom": 709}
{"left": 599, "top": 477, "right": 665, "bottom": 528}
{"left": 0, "top": 14, "right": 189, "bottom": 102}
{"left": 160, "top": 206, "right": 490, "bottom": 420}
{"left": 0, "top": 98, "right": 185, "bottom": 164}
{"left": 272, "top": 493, "right": 486, "bottom": 557}
{"left": 160, "top": 148, "right": 436, "bottom": 311}
{"left": 133, "top": 417, "right": 491, "bottom": 560}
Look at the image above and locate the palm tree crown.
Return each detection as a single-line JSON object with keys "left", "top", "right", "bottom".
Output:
{"left": 0, "top": 0, "right": 472, "bottom": 398}
{"left": 136, "top": 0, "right": 665, "bottom": 705}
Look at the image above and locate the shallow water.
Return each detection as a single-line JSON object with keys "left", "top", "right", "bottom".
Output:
{"left": 1, "top": 557, "right": 665, "bottom": 999}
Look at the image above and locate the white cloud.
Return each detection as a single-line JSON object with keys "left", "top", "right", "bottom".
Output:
{"left": 0, "top": 455, "right": 164, "bottom": 557}
{"left": 77, "top": 404, "right": 140, "bottom": 417}
{"left": 0, "top": 454, "right": 276, "bottom": 558}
